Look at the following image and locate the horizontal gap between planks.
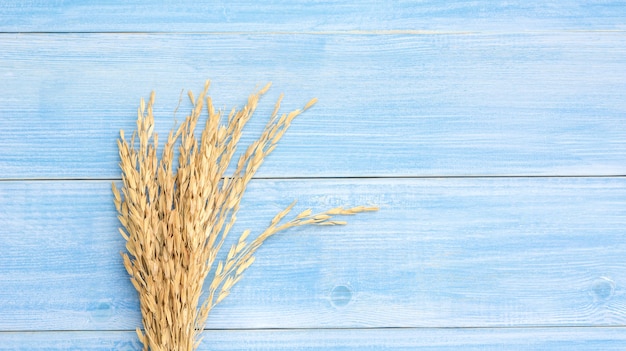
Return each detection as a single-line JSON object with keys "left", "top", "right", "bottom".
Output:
{"left": 1, "top": 30, "right": 625, "bottom": 35}
{"left": 2, "top": 326, "right": 626, "bottom": 334}
{"left": 0, "top": 174, "right": 625, "bottom": 183}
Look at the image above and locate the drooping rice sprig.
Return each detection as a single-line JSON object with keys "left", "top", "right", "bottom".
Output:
{"left": 112, "top": 81, "right": 377, "bottom": 351}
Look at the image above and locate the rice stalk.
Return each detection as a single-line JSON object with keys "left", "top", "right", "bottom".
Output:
{"left": 112, "top": 80, "right": 377, "bottom": 351}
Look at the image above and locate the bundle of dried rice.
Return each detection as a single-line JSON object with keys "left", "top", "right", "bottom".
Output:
{"left": 112, "top": 81, "right": 377, "bottom": 351}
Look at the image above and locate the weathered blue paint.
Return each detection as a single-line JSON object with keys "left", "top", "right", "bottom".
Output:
{"left": 1, "top": 1, "right": 625, "bottom": 349}
{"left": 1, "top": 179, "right": 626, "bottom": 331}
{"left": 1, "top": 1, "right": 625, "bottom": 32}
{"left": 2, "top": 328, "right": 626, "bottom": 350}
{"left": 0, "top": 33, "right": 625, "bottom": 179}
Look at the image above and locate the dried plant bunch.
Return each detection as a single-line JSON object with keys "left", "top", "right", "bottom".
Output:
{"left": 112, "top": 81, "right": 377, "bottom": 351}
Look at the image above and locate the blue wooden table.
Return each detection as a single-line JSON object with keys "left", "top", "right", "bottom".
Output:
{"left": 1, "top": 2, "right": 626, "bottom": 349}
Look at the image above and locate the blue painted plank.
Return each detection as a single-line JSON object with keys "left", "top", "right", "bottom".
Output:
{"left": 2, "top": 328, "right": 626, "bottom": 350}
{"left": 1, "top": 33, "right": 625, "bottom": 179}
{"left": 1, "top": 1, "right": 625, "bottom": 32}
{"left": 1, "top": 178, "right": 626, "bottom": 331}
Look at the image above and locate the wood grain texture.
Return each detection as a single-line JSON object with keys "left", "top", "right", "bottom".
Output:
{"left": 2, "top": 1, "right": 626, "bottom": 349}
{"left": 1, "top": 178, "right": 626, "bottom": 331}
{"left": 1, "top": 1, "right": 625, "bottom": 32}
{"left": 1, "top": 32, "right": 625, "bottom": 179}
{"left": 2, "top": 328, "right": 626, "bottom": 350}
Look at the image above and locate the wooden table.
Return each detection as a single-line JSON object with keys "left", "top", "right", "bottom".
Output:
{"left": 1, "top": 2, "right": 625, "bottom": 349}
